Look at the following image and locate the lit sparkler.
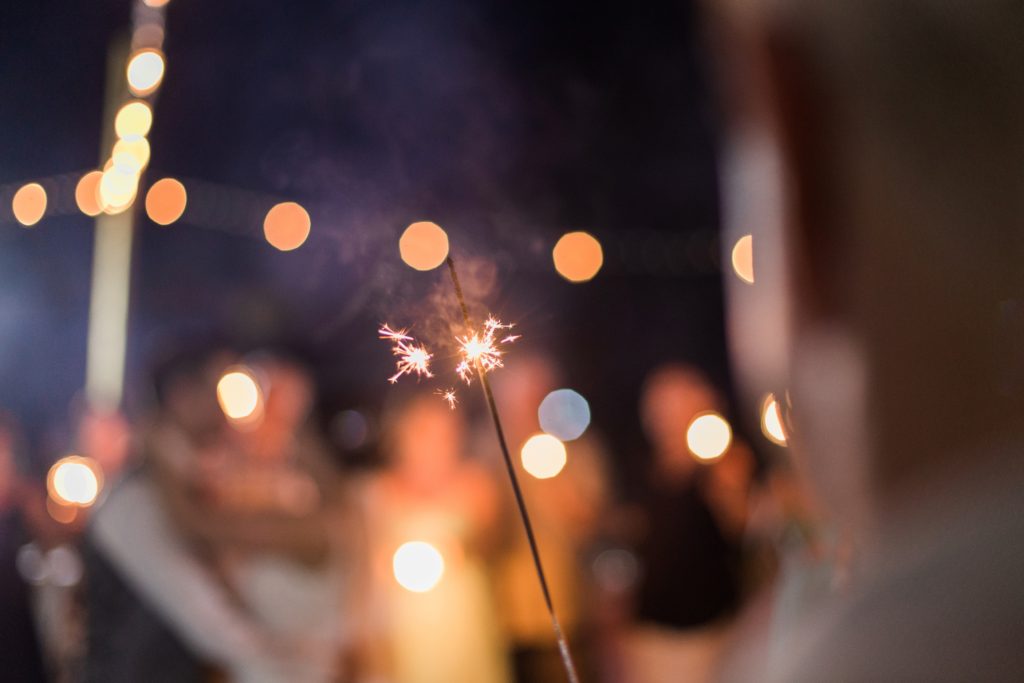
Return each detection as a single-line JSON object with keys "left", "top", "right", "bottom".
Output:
{"left": 377, "top": 254, "right": 579, "bottom": 683}
{"left": 436, "top": 387, "right": 458, "bottom": 410}
{"left": 455, "top": 317, "right": 518, "bottom": 384}
{"left": 379, "top": 324, "right": 433, "bottom": 383}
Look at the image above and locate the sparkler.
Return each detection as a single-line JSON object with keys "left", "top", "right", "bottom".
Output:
{"left": 455, "top": 317, "right": 517, "bottom": 384}
{"left": 435, "top": 387, "right": 458, "bottom": 410}
{"left": 379, "top": 324, "right": 433, "bottom": 384}
{"left": 376, "top": 255, "right": 580, "bottom": 683}
{"left": 443, "top": 256, "right": 580, "bottom": 683}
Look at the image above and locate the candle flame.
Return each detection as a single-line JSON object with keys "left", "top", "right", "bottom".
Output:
{"left": 379, "top": 324, "right": 433, "bottom": 383}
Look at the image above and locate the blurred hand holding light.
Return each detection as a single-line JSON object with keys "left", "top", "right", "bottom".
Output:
{"left": 732, "top": 234, "right": 754, "bottom": 284}
{"left": 126, "top": 49, "right": 166, "bottom": 96}
{"left": 48, "top": 456, "right": 102, "bottom": 507}
{"left": 520, "top": 433, "right": 568, "bottom": 479}
{"left": 399, "top": 221, "right": 450, "bottom": 271}
{"left": 216, "top": 367, "right": 264, "bottom": 423}
{"left": 114, "top": 101, "right": 153, "bottom": 139}
{"left": 686, "top": 411, "right": 733, "bottom": 461}
{"left": 393, "top": 541, "right": 445, "bottom": 593}
{"left": 552, "top": 231, "right": 603, "bottom": 282}
{"left": 761, "top": 394, "right": 788, "bottom": 446}
{"left": 538, "top": 388, "right": 591, "bottom": 441}
{"left": 263, "top": 201, "right": 311, "bottom": 251}
{"left": 12, "top": 183, "right": 47, "bottom": 227}
{"left": 145, "top": 178, "right": 187, "bottom": 226}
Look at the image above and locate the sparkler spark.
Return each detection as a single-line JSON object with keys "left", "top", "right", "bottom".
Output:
{"left": 436, "top": 388, "right": 458, "bottom": 410}
{"left": 379, "top": 324, "right": 433, "bottom": 383}
{"left": 455, "top": 317, "right": 517, "bottom": 384}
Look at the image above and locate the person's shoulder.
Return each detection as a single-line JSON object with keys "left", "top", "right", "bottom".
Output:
{"left": 777, "top": 469, "right": 1024, "bottom": 682}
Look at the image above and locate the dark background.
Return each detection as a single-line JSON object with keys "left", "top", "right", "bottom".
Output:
{"left": 0, "top": 0, "right": 731, "bottom": 495}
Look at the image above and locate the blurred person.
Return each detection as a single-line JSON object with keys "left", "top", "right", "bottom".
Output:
{"left": 710, "top": 0, "right": 1024, "bottom": 679}
{"left": 0, "top": 413, "right": 48, "bottom": 682}
{"left": 161, "top": 354, "right": 365, "bottom": 679}
{"left": 485, "top": 354, "right": 610, "bottom": 683}
{"left": 358, "top": 393, "right": 510, "bottom": 683}
{"left": 624, "top": 364, "right": 753, "bottom": 683}
{"left": 85, "top": 347, "right": 345, "bottom": 682}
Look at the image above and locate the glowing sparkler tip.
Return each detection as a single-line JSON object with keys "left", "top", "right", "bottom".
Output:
{"left": 455, "top": 316, "right": 518, "bottom": 384}
{"left": 380, "top": 323, "right": 433, "bottom": 383}
{"left": 436, "top": 388, "right": 458, "bottom": 410}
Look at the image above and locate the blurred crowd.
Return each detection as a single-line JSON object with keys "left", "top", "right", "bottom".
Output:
{"left": 0, "top": 345, "right": 821, "bottom": 683}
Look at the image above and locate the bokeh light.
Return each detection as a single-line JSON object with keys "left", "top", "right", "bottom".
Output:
{"left": 393, "top": 541, "right": 445, "bottom": 593}
{"left": 12, "top": 183, "right": 47, "bottom": 227}
{"left": 142, "top": 0, "right": 171, "bottom": 7}
{"left": 686, "top": 411, "right": 732, "bottom": 461}
{"left": 216, "top": 368, "right": 264, "bottom": 423}
{"left": 263, "top": 201, "right": 311, "bottom": 251}
{"left": 145, "top": 178, "right": 187, "bottom": 226}
{"left": 732, "top": 234, "right": 754, "bottom": 284}
{"left": 399, "top": 221, "right": 450, "bottom": 271}
{"left": 111, "top": 137, "right": 151, "bottom": 174}
{"left": 114, "top": 101, "right": 153, "bottom": 139}
{"left": 761, "top": 394, "right": 788, "bottom": 446}
{"left": 552, "top": 231, "right": 603, "bottom": 283}
{"left": 98, "top": 167, "right": 139, "bottom": 213}
{"left": 47, "top": 456, "right": 102, "bottom": 507}
{"left": 520, "top": 433, "right": 568, "bottom": 479}
{"left": 538, "top": 388, "right": 591, "bottom": 441}
{"left": 126, "top": 49, "right": 166, "bottom": 96}
{"left": 75, "top": 171, "right": 103, "bottom": 217}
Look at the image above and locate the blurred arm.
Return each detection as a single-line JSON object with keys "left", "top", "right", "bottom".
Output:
{"left": 90, "top": 474, "right": 272, "bottom": 672}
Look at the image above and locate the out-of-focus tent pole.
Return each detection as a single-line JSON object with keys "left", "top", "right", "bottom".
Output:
{"left": 86, "top": 35, "right": 135, "bottom": 412}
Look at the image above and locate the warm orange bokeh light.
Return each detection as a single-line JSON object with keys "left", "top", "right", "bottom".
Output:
{"left": 47, "top": 456, "right": 102, "bottom": 507}
{"left": 126, "top": 49, "right": 166, "bottom": 96}
{"left": 520, "top": 433, "right": 568, "bottom": 479}
{"left": 142, "top": 0, "right": 171, "bottom": 8}
{"left": 12, "top": 183, "right": 47, "bottom": 227}
{"left": 552, "top": 231, "right": 603, "bottom": 283}
{"left": 263, "top": 202, "right": 311, "bottom": 251}
{"left": 398, "top": 221, "right": 449, "bottom": 271}
{"left": 761, "top": 394, "right": 788, "bottom": 446}
{"left": 145, "top": 178, "right": 187, "bottom": 226}
{"left": 686, "top": 411, "right": 733, "bottom": 461}
{"left": 75, "top": 171, "right": 104, "bottom": 217}
{"left": 114, "top": 101, "right": 153, "bottom": 140}
{"left": 732, "top": 234, "right": 754, "bottom": 284}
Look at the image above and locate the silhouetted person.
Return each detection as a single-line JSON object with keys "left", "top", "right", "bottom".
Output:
{"left": 625, "top": 365, "right": 752, "bottom": 683}
{"left": 711, "top": 0, "right": 1024, "bottom": 680}
{"left": 0, "top": 415, "right": 47, "bottom": 682}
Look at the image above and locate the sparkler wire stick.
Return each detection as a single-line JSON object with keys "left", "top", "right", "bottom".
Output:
{"left": 444, "top": 256, "right": 580, "bottom": 683}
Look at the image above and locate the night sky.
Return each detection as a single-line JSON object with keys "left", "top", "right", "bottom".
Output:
{"left": 0, "top": 0, "right": 733, "bottom": 490}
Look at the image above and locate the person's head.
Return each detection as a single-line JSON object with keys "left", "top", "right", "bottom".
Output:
{"left": 641, "top": 364, "right": 722, "bottom": 466}
{"left": 386, "top": 393, "right": 466, "bottom": 487}
{"left": 152, "top": 346, "right": 230, "bottom": 441}
{"left": 711, "top": 0, "right": 1023, "bottom": 531}
{"left": 260, "top": 356, "right": 315, "bottom": 432}
{"left": 490, "top": 353, "right": 559, "bottom": 438}
{"left": 0, "top": 413, "right": 20, "bottom": 509}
